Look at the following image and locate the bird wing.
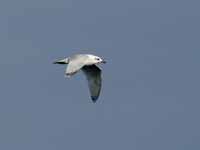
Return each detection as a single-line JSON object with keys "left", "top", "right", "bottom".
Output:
{"left": 65, "top": 55, "right": 88, "bottom": 76}
{"left": 82, "top": 65, "right": 102, "bottom": 102}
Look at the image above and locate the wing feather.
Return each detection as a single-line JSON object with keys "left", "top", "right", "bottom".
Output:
{"left": 82, "top": 65, "right": 102, "bottom": 102}
{"left": 65, "top": 55, "right": 88, "bottom": 76}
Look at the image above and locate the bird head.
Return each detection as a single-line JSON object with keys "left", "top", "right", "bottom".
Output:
{"left": 88, "top": 55, "right": 106, "bottom": 65}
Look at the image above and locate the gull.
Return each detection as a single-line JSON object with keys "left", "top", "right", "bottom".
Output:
{"left": 53, "top": 54, "right": 106, "bottom": 102}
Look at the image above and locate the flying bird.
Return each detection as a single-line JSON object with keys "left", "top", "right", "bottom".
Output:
{"left": 53, "top": 54, "right": 106, "bottom": 102}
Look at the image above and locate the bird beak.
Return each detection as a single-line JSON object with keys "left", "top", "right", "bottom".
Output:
{"left": 101, "top": 60, "right": 106, "bottom": 64}
{"left": 53, "top": 58, "right": 67, "bottom": 64}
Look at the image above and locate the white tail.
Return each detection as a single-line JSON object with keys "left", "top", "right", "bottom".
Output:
{"left": 53, "top": 58, "right": 69, "bottom": 64}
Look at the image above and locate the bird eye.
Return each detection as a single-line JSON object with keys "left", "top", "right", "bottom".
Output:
{"left": 96, "top": 58, "right": 100, "bottom": 61}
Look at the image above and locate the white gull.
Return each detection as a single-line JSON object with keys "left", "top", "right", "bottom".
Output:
{"left": 54, "top": 54, "right": 106, "bottom": 102}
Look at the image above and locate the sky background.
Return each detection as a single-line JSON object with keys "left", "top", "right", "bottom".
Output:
{"left": 0, "top": 0, "right": 200, "bottom": 149}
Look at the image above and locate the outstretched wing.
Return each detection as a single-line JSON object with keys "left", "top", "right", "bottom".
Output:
{"left": 65, "top": 55, "right": 88, "bottom": 76}
{"left": 82, "top": 65, "right": 102, "bottom": 102}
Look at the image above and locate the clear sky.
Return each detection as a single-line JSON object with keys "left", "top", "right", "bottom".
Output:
{"left": 0, "top": 0, "right": 200, "bottom": 149}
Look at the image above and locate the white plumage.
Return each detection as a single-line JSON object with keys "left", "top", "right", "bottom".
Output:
{"left": 54, "top": 54, "right": 106, "bottom": 102}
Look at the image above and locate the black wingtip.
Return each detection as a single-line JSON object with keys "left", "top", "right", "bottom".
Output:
{"left": 91, "top": 96, "right": 98, "bottom": 103}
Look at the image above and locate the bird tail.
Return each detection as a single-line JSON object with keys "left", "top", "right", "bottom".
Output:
{"left": 53, "top": 58, "right": 69, "bottom": 64}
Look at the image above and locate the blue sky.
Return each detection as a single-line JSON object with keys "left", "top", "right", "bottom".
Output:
{"left": 0, "top": 0, "right": 200, "bottom": 149}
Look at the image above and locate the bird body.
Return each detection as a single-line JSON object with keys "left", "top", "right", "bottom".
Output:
{"left": 54, "top": 54, "right": 106, "bottom": 102}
